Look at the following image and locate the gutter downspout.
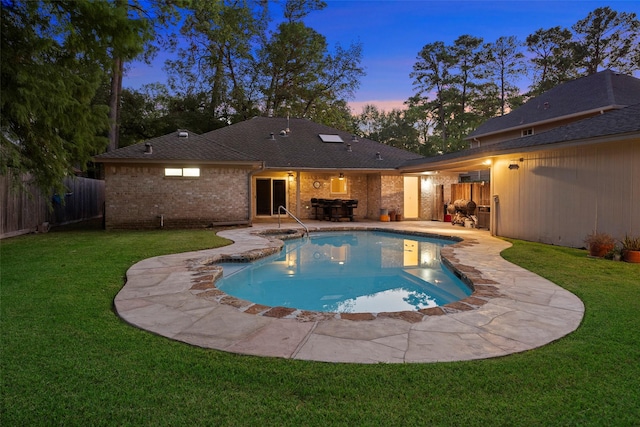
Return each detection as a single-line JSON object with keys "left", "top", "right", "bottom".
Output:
{"left": 248, "top": 161, "right": 266, "bottom": 226}
{"left": 295, "top": 171, "right": 301, "bottom": 218}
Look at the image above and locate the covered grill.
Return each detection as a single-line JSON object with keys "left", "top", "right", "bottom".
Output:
{"left": 447, "top": 199, "right": 477, "bottom": 227}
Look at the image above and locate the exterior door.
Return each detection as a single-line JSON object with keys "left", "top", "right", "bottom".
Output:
{"left": 256, "top": 178, "right": 287, "bottom": 216}
{"left": 434, "top": 184, "right": 444, "bottom": 221}
{"left": 403, "top": 176, "right": 419, "bottom": 218}
{"left": 272, "top": 179, "right": 286, "bottom": 214}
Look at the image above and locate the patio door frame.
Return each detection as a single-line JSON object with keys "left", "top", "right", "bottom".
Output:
{"left": 255, "top": 177, "right": 287, "bottom": 216}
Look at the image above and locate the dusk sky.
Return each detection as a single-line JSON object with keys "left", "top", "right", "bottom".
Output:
{"left": 125, "top": 1, "right": 640, "bottom": 113}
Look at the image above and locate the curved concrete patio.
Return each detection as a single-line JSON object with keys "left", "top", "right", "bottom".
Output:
{"left": 114, "top": 221, "right": 584, "bottom": 364}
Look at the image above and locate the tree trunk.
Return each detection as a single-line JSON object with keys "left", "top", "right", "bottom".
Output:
{"left": 108, "top": 57, "right": 123, "bottom": 152}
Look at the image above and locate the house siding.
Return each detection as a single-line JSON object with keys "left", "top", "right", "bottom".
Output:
{"left": 491, "top": 138, "right": 640, "bottom": 247}
{"left": 472, "top": 113, "right": 604, "bottom": 147}
{"left": 104, "top": 164, "right": 251, "bottom": 229}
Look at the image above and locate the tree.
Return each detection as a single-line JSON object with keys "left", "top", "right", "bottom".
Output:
{"left": 526, "top": 26, "right": 576, "bottom": 95}
{"left": 305, "top": 99, "right": 358, "bottom": 133}
{"left": 572, "top": 6, "right": 640, "bottom": 75}
{"left": 410, "top": 38, "right": 488, "bottom": 153}
{"left": 164, "top": 0, "right": 363, "bottom": 126}
{"left": 355, "top": 105, "right": 420, "bottom": 153}
{"left": 260, "top": 21, "right": 328, "bottom": 116}
{"left": 410, "top": 41, "right": 455, "bottom": 151}
{"left": 107, "top": 0, "right": 180, "bottom": 152}
{"left": 1, "top": 0, "right": 149, "bottom": 196}
{"left": 165, "top": 0, "right": 266, "bottom": 124}
{"left": 526, "top": 7, "right": 640, "bottom": 95}
{"left": 355, "top": 104, "right": 385, "bottom": 141}
{"left": 451, "top": 35, "right": 484, "bottom": 139}
{"left": 405, "top": 95, "right": 437, "bottom": 155}
{"left": 481, "top": 36, "right": 527, "bottom": 115}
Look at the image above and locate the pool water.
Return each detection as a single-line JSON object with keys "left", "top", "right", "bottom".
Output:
{"left": 216, "top": 231, "right": 472, "bottom": 313}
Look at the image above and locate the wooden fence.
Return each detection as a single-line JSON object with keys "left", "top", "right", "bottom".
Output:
{"left": 450, "top": 182, "right": 491, "bottom": 206}
{"left": 1, "top": 173, "right": 105, "bottom": 239}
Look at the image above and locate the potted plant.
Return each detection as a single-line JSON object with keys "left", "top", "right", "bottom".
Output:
{"left": 604, "top": 246, "right": 623, "bottom": 261}
{"left": 584, "top": 232, "right": 616, "bottom": 258}
{"left": 621, "top": 234, "right": 640, "bottom": 263}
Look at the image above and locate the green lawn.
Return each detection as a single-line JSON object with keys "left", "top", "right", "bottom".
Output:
{"left": 1, "top": 222, "right": 639, "bottom": 426}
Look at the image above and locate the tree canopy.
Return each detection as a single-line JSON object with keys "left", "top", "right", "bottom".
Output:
{"left": 400, "top": 6, "right": 640, "bottom": 155}
{"left": 1, "top": 0, "right": 151, "bottom": 195}
{"left": 163, "top": 0, "right": 364, "bottom": 126}
{"left": 2, "top": 1, "right": 639, "bottom": 197}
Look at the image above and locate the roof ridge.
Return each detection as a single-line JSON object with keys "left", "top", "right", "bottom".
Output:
{"left": 604, "top": 69, "right": 616, "bottom": 104}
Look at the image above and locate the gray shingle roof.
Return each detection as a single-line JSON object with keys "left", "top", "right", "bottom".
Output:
{"left": 94, "top": 130, "right": 254, "bottom": 163}
{"left": 201, "top": 117, "right": 423, "bottom": 170}
{"left": 467, "top": 70, "right": 640, "bottom": 139}
{"left": 95, "top": 118, "right": 424, "bottom": 170}
{"left": 401, "top": 102, "right": 640, "bottom": 170}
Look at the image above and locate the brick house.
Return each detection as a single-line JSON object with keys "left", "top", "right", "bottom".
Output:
{"left": 94, "top": 117, "right": 424, "bottom": 229}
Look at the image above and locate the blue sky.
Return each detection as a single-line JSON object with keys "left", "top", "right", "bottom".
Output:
{"left": 125, "top": 0, "right": 640, "bottom": 113}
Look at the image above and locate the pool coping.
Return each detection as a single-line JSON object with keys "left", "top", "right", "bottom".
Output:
{"left": 189, "top": 227, "right": 488, "bottom": 322}
{"left": 114, "top": 221, "right": 585, "bottom": 364}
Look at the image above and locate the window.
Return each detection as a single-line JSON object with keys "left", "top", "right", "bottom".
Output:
{"left": 164, "top": 167, "right": 200, "bottom": 177}
{"left": 521, "top": 128, "right": 534, "bottom": 137}
{"left": 330, "top": 176, "right": 347, "bottom": 194}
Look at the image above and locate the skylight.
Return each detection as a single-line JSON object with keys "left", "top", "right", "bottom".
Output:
{"left": 318, "top": 134, "right": 344, "bottom": 143}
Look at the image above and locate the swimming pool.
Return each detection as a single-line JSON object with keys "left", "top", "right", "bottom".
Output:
{"left": 216, "top": 231, "right": 472, "bottom": 313}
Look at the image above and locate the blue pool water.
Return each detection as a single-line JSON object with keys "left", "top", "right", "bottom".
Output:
{"left": 216, "top": 231, "right": 472, "bottom": 313}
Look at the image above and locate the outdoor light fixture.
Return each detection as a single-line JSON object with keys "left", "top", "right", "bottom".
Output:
{"left": 288, "top": 172, "right": 294, "bottom": 181}
{"left": 339, "top": 173, "right": 344, "bottom": 180}
{"left": 508, "top": 158, "right": 524, "bottom": 170}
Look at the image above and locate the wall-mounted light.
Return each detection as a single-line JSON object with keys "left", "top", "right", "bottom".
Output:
{"left": 288, "top": 172, "right": 294, "bottom": 182}
{"left": 339, "top": 173, "right": 344, "bottom": 180}
{"left": 508, "top": 158, "right": 524, "bottom": 170}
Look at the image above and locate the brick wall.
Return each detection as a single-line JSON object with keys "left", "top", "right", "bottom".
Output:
{"left": 104, "top": 164, "right": 252, "bottom": 229}
{"left": 419, "top": 173, "right": 460, "bottom": 220}
{"left": 380, "top": 175, "right": 404, "bottom": 216}
{"left": 285, "top": 172, "right": 370, "bottom": 220}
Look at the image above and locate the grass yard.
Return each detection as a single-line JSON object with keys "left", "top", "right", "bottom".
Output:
{"left": 1, "top": 222, "right": 639, "bottom": 426}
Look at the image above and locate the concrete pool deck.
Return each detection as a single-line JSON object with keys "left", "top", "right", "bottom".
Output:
{"left": 114, "top": 221, "right": 584, "bottom": 364}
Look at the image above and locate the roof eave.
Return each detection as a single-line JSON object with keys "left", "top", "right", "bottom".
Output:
{"left": 404, "top": 131, "right": 640, "bottom": 173}
{"left": 93, "top": 157, "right": 263, "bottom": 167}
{"left": 263, "top": 166, "right": 402, "bottom": 173}
{"left": 464, "top": 105, "right": 623, "bottom": 141}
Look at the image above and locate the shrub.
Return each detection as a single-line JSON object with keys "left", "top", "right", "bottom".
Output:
{"left": 621, "top": 234, "right": 640, "bottom": 251}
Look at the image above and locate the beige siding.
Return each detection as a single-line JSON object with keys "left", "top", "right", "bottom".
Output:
{"left": 474, "top": 112, "right": 604, "bottom": 146}
{"left": 491, "top": 138, "right": 640, "bottom": 247}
